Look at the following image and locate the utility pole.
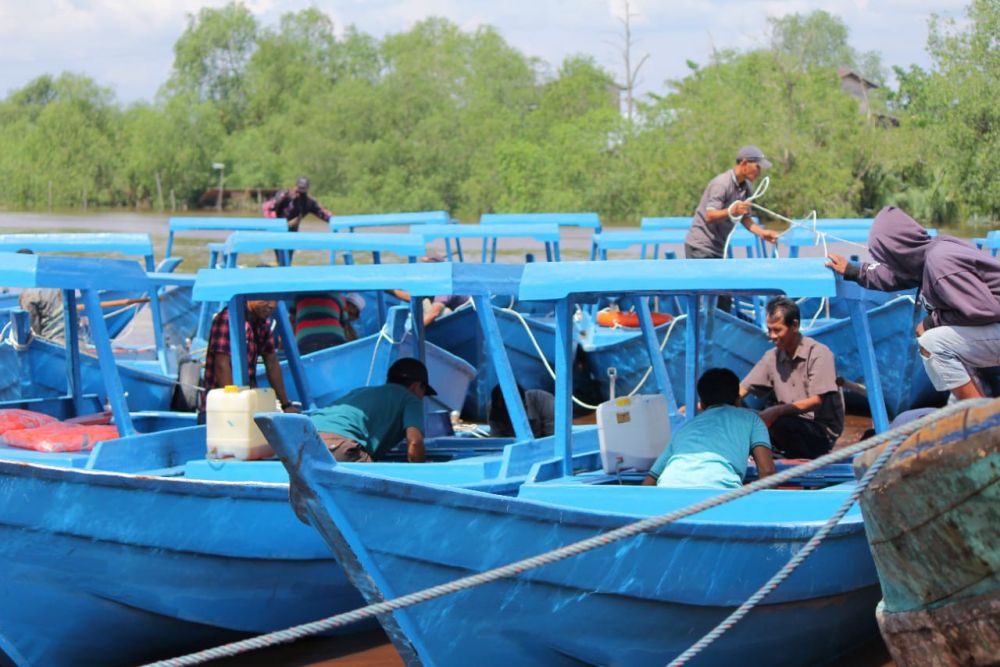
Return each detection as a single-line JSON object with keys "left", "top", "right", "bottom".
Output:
{"left": 212, "top": 163, "right": 225, "bottom": 212}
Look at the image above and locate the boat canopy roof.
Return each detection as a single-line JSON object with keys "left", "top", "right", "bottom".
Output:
{"left": 417, "top": 223, "right": 561, "bottom": 242}
{"left": 328, "top": 210, "right": 451, "bottom": 231}
{"left": 518, "top": 258, "right": 837, "bottom": 301}
{"left": 0, "top": 233, "right": 155, "bottom": 259}
{"left": 0, "top": 253, "right": 151, "bottom": 291}
{"left": 167, "top": 217, "right": 287, "bottom": 233}
{"left": 192, "top": 261, "right": 524, "bottom": 302}
{"left": 480, "top": 212, "right": 601, "bottom": 229}
{"left": 222, "top": 231, "right": 427, "bottom": 258}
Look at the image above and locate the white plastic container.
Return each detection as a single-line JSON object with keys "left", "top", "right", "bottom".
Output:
{"left": 206, "top": 385, "right": 278, "bottom": 460}
{"left": 596, "top": 393, "right": 671, "bottom": 473}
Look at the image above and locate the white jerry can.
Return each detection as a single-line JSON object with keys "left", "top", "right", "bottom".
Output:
{"left": 205, "top": 385, "right": 278, "bottom": 460}
{"left": 596, "top": 393, "right": 671, "bottom": 474}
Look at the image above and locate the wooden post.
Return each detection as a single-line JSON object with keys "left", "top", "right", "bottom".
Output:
{"left": 155, "top": 172, "right": 164, "bottom": 212}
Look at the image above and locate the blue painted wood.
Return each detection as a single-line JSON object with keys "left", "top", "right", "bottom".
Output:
{"left": 221, "top": 231, "right": 427, "bottom": 267}
{"left": 517, "top": 258, "right": 836, "bottom": 301}
{"left": 328, "top": 210, "right": 451, "bottom": 232}
{"left": 260, "top": 411, "right": 881, "bottom": 667}
{"left": 481, "top": 213, "right": 601, "bottom": 260}
{"left": 640, "top": 216, "right": 691, "bottom": 230}
{"left": 166, "top": 217, "right": 287, "bottom": 258}
{"left": 594, "top": 229, "right": 687, "bottom": 259}
{"left": 417, "top": 223, "right": 561, "bottom": 262}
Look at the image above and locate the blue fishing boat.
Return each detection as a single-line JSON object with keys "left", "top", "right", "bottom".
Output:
{"left": 579, "top": 290, "right": 930, "bottom": 417}
{"left": 261, "top": 258, "right": 892, "bottom": 666}
{"left": 853, "top": 398, "right": 1000, "bottom": 667}
{"left": 0, "top": 255, "right": 602, "bottom": 666}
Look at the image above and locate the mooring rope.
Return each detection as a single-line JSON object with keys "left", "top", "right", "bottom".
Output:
{"left": 142, "top": 399, "right": 989, "bottom": 667}
{"left": 667, "top": 414, "right": 907, "bottom": 665}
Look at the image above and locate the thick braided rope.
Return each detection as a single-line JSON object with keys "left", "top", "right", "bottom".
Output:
{"left": 143, "top": 400, "right": 986, "bottom": 667}
{"left": 668, "top": 416, "right": 908, "bottom": 666}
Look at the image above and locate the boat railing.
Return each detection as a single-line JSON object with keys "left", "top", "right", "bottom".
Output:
{"left": 416, "top": 223, "right": 562, "bottom": 263}
{"left": 328, "top": 210, "right": 452, "bottom": 233}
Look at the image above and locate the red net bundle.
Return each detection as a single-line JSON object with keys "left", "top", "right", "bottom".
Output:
{"left": 0, "top": 409, "right": 57, "bottom": 436}
{"left": 3, "top": 423, "right": 122, "bottom": 453}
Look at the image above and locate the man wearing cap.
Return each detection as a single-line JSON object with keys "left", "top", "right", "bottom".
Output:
{"left": 265, "top": 176, "right": 333, "bottom": 232}
{"left": 308, "top": 357, "right": 434, "bottom": 462}
{"left": 292, "top": 291, "right": 365, "bottom": 354}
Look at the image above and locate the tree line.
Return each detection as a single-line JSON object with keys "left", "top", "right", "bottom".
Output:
{"left": 0, "top": 1, "right": 995, "bottom": 227}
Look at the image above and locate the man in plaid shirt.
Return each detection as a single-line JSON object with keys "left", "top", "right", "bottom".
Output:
{"left": 200, "top": 299, "right": 299, "bottom": 417}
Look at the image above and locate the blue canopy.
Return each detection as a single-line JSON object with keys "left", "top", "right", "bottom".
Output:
{"left": 518, "top": 258, "right": 836, "bottom": 301}
{"left": 0, "top": 253, "right": 151, "bottom": 291}
{"left": 191, "top": 262, "right": 524, "bottom": 303}
{"left": 222, "top": 231, "right": 427, "bottom": 258}
{"left": 329, "top": 211, "right": 451, "bottom": 231}
{"left": 0, "top": 233, "right": 155, "bottom": 259}
{"left": 480, "top": 213, "right": 601, "bottom": 229}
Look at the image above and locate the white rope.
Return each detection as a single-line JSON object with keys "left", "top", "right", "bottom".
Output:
{"left": 0, "top": 321, "right": 31, "bottom": 352}
{"left": 621, "top": 313, "right": 683, "bottom": 397}
{"left": 144, "top": 399, "right": 990, "bottom": 667}
{"left": 364, "top": 321, "right": 409, "bottom": 387}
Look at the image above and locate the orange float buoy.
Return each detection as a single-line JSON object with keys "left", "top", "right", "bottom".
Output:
{"left": 595, "top": 309, "right": 672, "bottom": 328}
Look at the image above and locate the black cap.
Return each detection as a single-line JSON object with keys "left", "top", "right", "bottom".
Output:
{"left": 387, "top": 357, "right": 437, "bottom": 396}
{"left": 295, "top": 176, "right": 310, "bottom": 191}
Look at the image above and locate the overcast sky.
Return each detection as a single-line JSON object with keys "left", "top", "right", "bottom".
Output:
{"left": 0, "top": 0, "right": 969, "bottom": 105}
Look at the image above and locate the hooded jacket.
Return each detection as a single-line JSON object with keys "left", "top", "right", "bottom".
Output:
{"left": 844, "top": 207, "right": 1000, "bottom": 329}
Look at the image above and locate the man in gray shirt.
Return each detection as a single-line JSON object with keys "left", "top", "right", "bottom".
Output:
{"left": 740, "top": 296, "right": 844, "bottom": 459}
{"left": 685, "top": 145, "right": 780, "bottom": 260}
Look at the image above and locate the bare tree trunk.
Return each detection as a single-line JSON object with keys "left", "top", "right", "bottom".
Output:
{"left": 614, "top": 0, "right": 650, "bottom": 125}
{"left": 170, "top": 189, "right": 176, "bottom": 212}
{"left": 82, "top": 187, "right": 87, "bottom": 211}
{"left": 155, "top": 172, "right": 164, "bottom": 212}
{"left": 48, "top": 181, "right": 53, "bottom": 211}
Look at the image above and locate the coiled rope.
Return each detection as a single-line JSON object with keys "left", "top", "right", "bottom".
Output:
{"left": 142, "top": 399, "right": 988, "bottom": 667}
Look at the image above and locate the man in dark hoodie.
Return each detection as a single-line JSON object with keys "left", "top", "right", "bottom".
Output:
{"left": 827, "top": 206, "right": 1000, "bottom": 401}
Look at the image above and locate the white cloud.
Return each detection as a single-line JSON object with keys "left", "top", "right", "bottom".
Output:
{"left": 0, "top": 0, "right": 966, "bottom": 102}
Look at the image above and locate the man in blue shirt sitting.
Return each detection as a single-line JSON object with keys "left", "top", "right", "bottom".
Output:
{"left": 643, "top": 368, "right": 775, "bottom": 489}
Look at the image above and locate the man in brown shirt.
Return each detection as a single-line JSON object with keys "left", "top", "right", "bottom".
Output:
{"left": 740, "top": 297, "right": 844, "bottom": 458}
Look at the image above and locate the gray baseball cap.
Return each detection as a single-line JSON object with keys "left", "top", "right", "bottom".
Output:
{"left": 736, "top": 145, "right": 772, "bottom": 169}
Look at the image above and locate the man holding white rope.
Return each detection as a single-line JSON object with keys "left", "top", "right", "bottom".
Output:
{"left": 685, "top": 145, "right": 781, "bottom": 312}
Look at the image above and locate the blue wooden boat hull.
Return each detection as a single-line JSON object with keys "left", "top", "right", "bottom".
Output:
{"left": 580, "top": 295, "right": 930, "bottom": 417}
{"left": 0, "top": 338, "right": 174, "bottom": 411}
{"left": 0, "top": 458, "right": 362, "bottom": 666}
{"left": 264, "top": 427, "right": 882, "bottom": 666}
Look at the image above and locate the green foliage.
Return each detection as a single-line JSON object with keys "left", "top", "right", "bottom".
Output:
{"left": 0, "top": 6, "right": 995, "bottom": 228}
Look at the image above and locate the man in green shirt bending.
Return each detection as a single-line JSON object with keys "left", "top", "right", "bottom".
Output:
{"left": 308, "top": 357, "right": 434, "bottom": 462}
